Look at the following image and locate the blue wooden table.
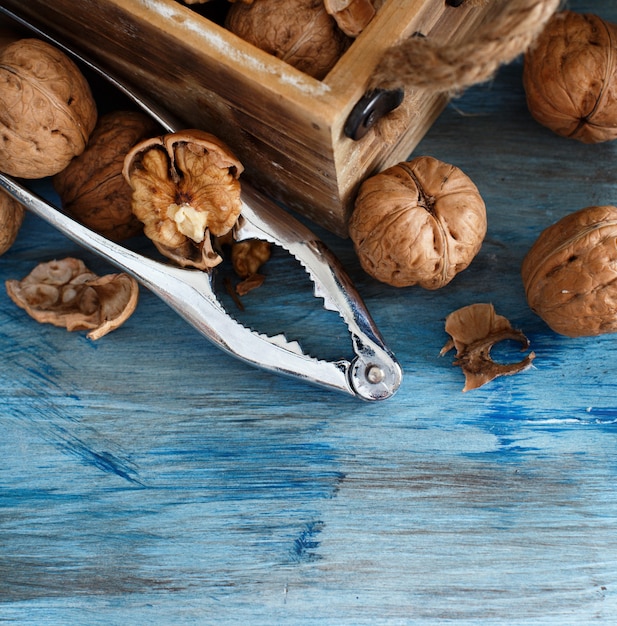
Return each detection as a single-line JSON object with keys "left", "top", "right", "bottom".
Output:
{"left": 2, "top": 2, "right": 617, "bottom": 623}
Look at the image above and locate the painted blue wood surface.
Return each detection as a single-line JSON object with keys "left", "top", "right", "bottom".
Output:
{"left": 2, "top": 2, "right": 617, "bottom": 623}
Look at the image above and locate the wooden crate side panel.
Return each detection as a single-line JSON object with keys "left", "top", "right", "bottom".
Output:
{"left": 0, "top": 0, "right": 353, "bottom": 230}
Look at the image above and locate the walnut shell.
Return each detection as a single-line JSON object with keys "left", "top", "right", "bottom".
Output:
{"left": 523, "top": 11, "right": 617, "bottom": 143}
{"left": 324, "top": 0, "right": 376, "bottom": 37}
{"left": 440, "top": 303, "right": 535, "bottom": 392}
{"left": 225, "top": 0, "right": 350, "bottom": 79}
{"left": 521, "top": 205, "right": 617, "bottom": 337}
{"left": 5, "top": 257, "right": 139, "bottom": 340}
{"left": 123, "top": 129, "right": 244, "bottom": 270}
{"left": 0, "top": 38, "right": 97, "bottom": 178}
{"left": 53, "top": 111, "right": 159, "bottom": 241}
{"left": 348, "top": 156, "right": 487, "bottom": 289}
{"left": 0, "top": 188, "right": 25, "bottom": 256}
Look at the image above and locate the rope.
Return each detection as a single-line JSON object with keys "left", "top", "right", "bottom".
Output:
{"left": 369, "top": 0, "right": 562, "bottom": 94}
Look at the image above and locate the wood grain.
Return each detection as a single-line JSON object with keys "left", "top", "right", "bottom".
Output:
{"left": 0, "top": 0, "right": 500, "bottom": 235}
{"left": 2, "top": 1, "right": 617, "bottom": 622}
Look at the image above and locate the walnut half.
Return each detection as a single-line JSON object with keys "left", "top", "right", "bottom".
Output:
{"left": 5, "top": 258, "right": 139, "bottom": 340}
{"left": 123, "top": 130, "right": 244, "bottom": 270}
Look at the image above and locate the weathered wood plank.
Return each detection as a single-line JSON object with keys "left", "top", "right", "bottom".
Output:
{"left": 1, "top": 1, "right": 617, "bottom": 623}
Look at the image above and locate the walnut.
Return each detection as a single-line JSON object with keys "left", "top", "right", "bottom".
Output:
{"left": 440, "top": 303, "right": 535, "bottom": 392}
{"left": 0, "top": 189, "right": 25, "bottom": 256}
{"left": 324, "top": 0, "right": 376, "bottom": 37}
{"left": 523, "top": 11, "right": 617, "bottom": 143}
{"left": 521, "top": 205, "right": 617, "bottom": 337}
{"left": 0, "top": 38, "right": 97, "bottom": 178}
{"left": 5, "top": 257, "right": 139, "bottom": 340}
{"left": 53, "top": 111, "right": 159, "bottom": 241}
{"left": 348, "top": 156, "right": 487, "bottom": 289}
{"left": 183, "top": 0, "right": 253, "bottom": 3}
{"left": 225, "top": 0, "right": 350, "bottom": 80}
{"left": 231, "top": 239, "right": 271, "bottom": 295}
{"left": 122, "top": 129, "right": 244, "bottom": 270}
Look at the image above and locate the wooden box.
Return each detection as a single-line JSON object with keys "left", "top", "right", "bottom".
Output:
{"left": 2, "top": 0, "right": 500, "bottom": 236}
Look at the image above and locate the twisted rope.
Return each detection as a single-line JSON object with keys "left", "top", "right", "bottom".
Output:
{"left": 369, "top": 0, "right": 562, "bottom": 94}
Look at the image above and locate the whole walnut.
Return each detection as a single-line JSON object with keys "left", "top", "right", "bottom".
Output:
{"left": 54, "top": 111, "right": 159, "bottom": 241}
{"left": 0, "top": 189, "right": 25, "bottom": 256}
{"left": 348, "top": 156, "right": 487, "bottom": 289}
{"left": 123, "top": 129, "right": 244, "bottom": 270}
{"left": 0, "top": 38, "right": 97, "bottom": 178}
{"left": 225, "top": 0, "right": 350, "bottom": 80}
{"left": 522, "top": 205, "right": 617, "bottom": 337}
{"left": 523, "top": 11, "right": 617, "bottom": 143}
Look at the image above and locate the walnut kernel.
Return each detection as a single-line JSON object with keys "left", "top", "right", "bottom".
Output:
{"left": 0, "top": 189, "right": 25, "bottom": 256}
{"left": 5, "top": 257, "right": 139, "bottom": 340}
{"left": 523, "top": 11, "right": 617, "bottom": 143}
{"left": 232, "top": 239, "right": 271, "bottom": 295}
{"left": 521, "top": 205, "right": 617, "bottom": 337}
{"left": 0, "top": 38, "right": 97, "bottom": 178}
{"left": 123, "top": 130, "right": 244, "bottom": 270}
{"left": 54, "top": 111, "right": 159, "bottom": 241}
{"left": 348, "top": 156, "right": 487, "bottom": 289}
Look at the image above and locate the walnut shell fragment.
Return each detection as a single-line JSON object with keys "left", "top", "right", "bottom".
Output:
{"left": 0, "top": 188, "right": 25, "bottom": 256}
{"left": 521, "top": 205, "right": 617, "bottom": 337}
{"left": 0, "top": 38, "right": 97, "bottom": 178}
{"left": 225, "top": 0, "right": 350, "bottom": 79}
{"left": 440, "top": 303, "right": 535, "bottom": 392}
{"left": 523, "top": 11, "right": 617, "bottom": 143}
{"left": 123, "top": 130, "right": 243, "bottom": 270}
{"left": 54, "top": 110, "right": 159, "bottom": 241}
{"left": 349, "top": 156, "right": 487, "bottom": 289}
{"left": 324, "top": 0, "right": 376, "bottom": 37}
{"left": 5, "top": 258, "right": 139, "bottom": 340}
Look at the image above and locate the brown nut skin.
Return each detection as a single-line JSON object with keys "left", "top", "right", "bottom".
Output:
{"left": 523, "top": 11, "right": 617, "bottom": 143}
{"left": 0, "top": 189, "right": 25, "bottom": 256}
{"left": 123, "top": 129, "right": 244, "bottom": 270}
{"left": 0, "top": 38, "right": 97, "bottom": 178}
{"left": 225, "top": 0, "right": 350, "bottom": 80}
{"left": 53, "top": 111, "right": 159, "bottom": 241}
{"left": 324, "top": 0, "right": 376, "bottom": 37}
{"left": 348, "top": 156, "right": 487, "bottom": 289}
{"left": 521, "top": 205, "right": 617, "bottom": 337}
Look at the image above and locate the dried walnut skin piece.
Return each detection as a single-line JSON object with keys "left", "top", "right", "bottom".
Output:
{"left": 0, "top": 188, "right": 25, "bottom": 256}
{"left": 5, "top": 257, "right": 139, "bottom": 340}
{"left": 123, "top": 130, "right": 244, "bottom": 270}
{"left": 523, "top": 11, "right": 617, "bottom": 143}
{"left": 349, "top": 156, "right": 487, "bottom": 289}
{"left": 521, "top": 205, "right": 617, "bottom": 337}
{"left": 225, "top": 0, "right": 350, "bottom": 80}
{"left": 0, "top": 38, "right": 97, "bottom": 178}
{"left": 324, "top": 0, "right": 376, "bottom": 38}
{"left": 440, "top": 303, "right": 535, "bottom": 392}
{"left": 54, "top": 110, "right": 159, "bottom": 241}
